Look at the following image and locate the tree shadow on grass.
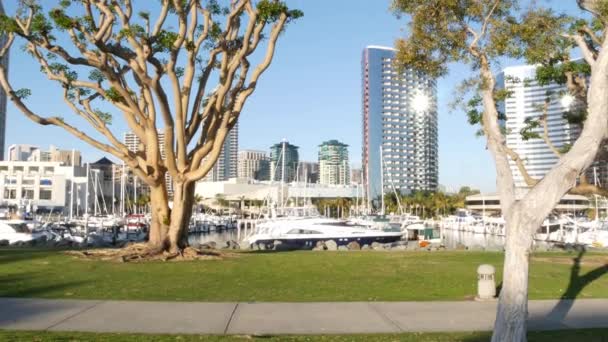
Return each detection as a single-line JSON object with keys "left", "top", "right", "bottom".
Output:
{"left": 0, "top": 248, "right": 58, "bottom": 266}
{"left": 0, "top": 270, "right": 91, "bottom": 329}
{"left": 542, "top": 249, "right": 608, "bottom": 324}
{"left": 0, "top": 272, "right": 89, "bottom": 299}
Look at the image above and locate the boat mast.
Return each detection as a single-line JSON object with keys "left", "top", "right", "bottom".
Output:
{"left": 93, "top": 170, "right": 99, "bottom": 216}
{"left": 365, "top": 156, "right": 371, "bottom": 214}
{"left": 111, "top": 164, "right": 115, "bottom": 215}
{"left": 85, "top": 163, "right": 90, "bottom": 217}
{"left": 380, "top": 145, "right": 385, "bottom": 215}
{"left": 594, "top": 167, "right": 599, "bottom": 221}
{"left": 281, "top": 140, "right": 286, "bottom": 212}
{"left": 120, "top": 163, "right": 126, "bottom": 216}
{"left": 69, "top": 149, "right": 75, "bottom": 220}
{"left": 134, "top": 174, "right": 138, "bottom": 215}
{"left": 295, "top": 159, "right": 300, "bottom": 208}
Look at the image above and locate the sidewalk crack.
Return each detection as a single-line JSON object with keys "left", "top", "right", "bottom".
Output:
{"left": 224, "top": 303, "right": 239, "bottom": 335}
{"left": 45, "top": 300, "right": 105, "bottom": 331}
{"left": 368, "top": 302, "right": 403, "bottom": 333}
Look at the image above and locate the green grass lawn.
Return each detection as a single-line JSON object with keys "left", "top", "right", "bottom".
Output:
{"left": 0, "top": 248, "right": 607, "bottom": 302}
{"left": 2, "top": 330, "right": 608, "bottom": 342}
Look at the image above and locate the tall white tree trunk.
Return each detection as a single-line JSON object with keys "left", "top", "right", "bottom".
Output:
{"left": 491, "top": 32, "right": 608, "bottom": 342}
{"left": 492, "top": 213, "right": 538, "bottom": 342}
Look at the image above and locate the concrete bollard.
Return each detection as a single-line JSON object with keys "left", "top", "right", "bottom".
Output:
{"left": 475, "top": 264, "right": 496, "bottom": 301}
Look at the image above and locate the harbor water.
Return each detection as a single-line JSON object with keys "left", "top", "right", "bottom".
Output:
{"left": 188, "top": 230, "right": 238, "bottom": 247}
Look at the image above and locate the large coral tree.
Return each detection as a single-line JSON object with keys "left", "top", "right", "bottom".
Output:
{"left": 392, "top": 1, "right": 608, "bottom": 341}
{"left": 0, "top": 0, "right": 301, "bottom": 253}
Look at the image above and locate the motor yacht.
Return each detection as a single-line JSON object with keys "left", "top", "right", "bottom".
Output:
{"left": 0, "top": 220, "right": 39, "bottom": 244}
{"left": 245, "top": 216, "right": 403, "bottom": 249}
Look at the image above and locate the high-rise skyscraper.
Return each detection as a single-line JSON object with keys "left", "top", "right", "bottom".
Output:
{"left": 237, "top": 149, "right": 270, "bottom": 181}
{"left": 297, "top": 161, "right": 319, "bottom": 184}
{"left": 500, "top": 64, "right": 606, "bottom": 187}
{"left": 0, "top": 1, "right": 9, "bottom": 160}
{"left": 123, "top": 130, "right": 172, "bottom": 195}
{"left": 270, "top": 140, "right": 299, "bottom": 183}
{"left": 318, "top": 140, "right": 350, "bottom": 185}
{"left": 361, "top": 46, "right": 438, "bottom": 207}
{"left": 203, "top": 123, "right": 238, "bottom": 182}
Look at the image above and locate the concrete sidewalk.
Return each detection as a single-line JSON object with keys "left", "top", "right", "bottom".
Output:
{"left": 0, "top": 298, "right": 607, "bottom": 335}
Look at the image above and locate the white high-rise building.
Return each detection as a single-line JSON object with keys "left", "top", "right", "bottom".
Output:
{"left": 319, "top": 140, "right": 350, "bottom": 185}
{"left": 361, "top": 46, "right": 438, "bottom": 207}
{"left": 501, "top": 65, "right": 582, "bottom": 188}
{"left": 203, "top": 123, "right": 238, "bottom": 182}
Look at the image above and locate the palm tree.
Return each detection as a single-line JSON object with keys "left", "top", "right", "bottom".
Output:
{"left": 214, "top": 194, "right": 229, "bottom": 211}
{"left": 193, "top": 194, "right": 203, "bottom": 213}
{"left": 137, "top": 194, "right": 151, "bottom": 214}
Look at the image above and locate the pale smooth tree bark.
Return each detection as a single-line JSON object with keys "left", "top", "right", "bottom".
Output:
{"left": 0, "top": 0, "right": 301, "bottom": 253}
{"left": 489, "top": 14, "right": 608, "bottom": 342}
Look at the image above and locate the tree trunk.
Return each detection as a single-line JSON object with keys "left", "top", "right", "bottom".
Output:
{"left": 167, "top": 180, "right": 196, "bottom": 253}
{"left": 491, "top": 213, "right": 537, "bottom": 342}
{"left": 148, "top": 182, "right": 171, "bottom": 252}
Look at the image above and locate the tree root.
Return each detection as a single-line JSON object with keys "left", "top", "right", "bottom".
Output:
{"left": 65, "top": 243, "right": 232, "bottom": 263}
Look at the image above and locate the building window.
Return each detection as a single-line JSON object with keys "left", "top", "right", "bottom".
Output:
{"left": 22, "top": 189, "right": 34, "bottom": 199}
{"left": 13, "top": 166, "right": 24, "bottom": 172}
{"left": 4, "top": 189, "right": 16, "bottom": 199}
{"left": 39, "top": 190, "right": 52, "bottom": 200}
{"left": 44, "top": 167, "right": 54, "bottom": 174}
{"left": 40, "top": 179, "right": 53, "bottom": 186}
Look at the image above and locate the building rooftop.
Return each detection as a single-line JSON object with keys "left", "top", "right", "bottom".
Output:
{"left": 319, "top": 140, "right": 348, "bottom": 147}
{"left": 90, "top": 157, "right": 114, "bottom": 166}
{"left": 365, "top": 45, "right": 396, "bottom": 52}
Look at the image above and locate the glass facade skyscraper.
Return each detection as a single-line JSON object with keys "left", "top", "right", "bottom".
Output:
{"left": 203, "top": 122, "right": 238, "bottom": 182}
{"left": 361, "top": 46, "right": 438, "bottom": 208}
{"left": 270, "top": 140, "right": 299, "bottom": 183}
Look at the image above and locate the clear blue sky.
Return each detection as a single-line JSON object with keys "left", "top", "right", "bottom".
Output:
{"left": 3, "top": 0, "right": 584, "bottom": 193}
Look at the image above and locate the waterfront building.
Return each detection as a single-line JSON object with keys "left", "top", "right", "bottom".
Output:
{"left": 203, "top": 123, "right": 239, "bottom": 182}
{"left": 8, "top": 145, "right": 81, "bottom": 166}
{"left": 88, "top": 157, "right": 120, "bottom": 211}
{"left": 500, "top": 63, "right": 607, "bottom": 187}
{"left": 237, "top": 149, "right": 270, "bottom": 181}
{"left": 270, "top": 140, "right": 299, "bottom": 183}
{"left": 501, "top": 65, "right": 579, "bottom": 188}
{"left": 0, "top": 1, "right": 8, "bottom": 160}
{"left": 465, "top": 191, "right": 589, "bottom": 216}
{"left": 318, "top": 140, "right": 350, "bottom": 185}
{"left": 297, "top": 161, "right": 319, "bottom": 184}
{"left": 194, "top": 178, "right": 357, "bottom": 202}
{"left": 0, "top": 160, "right": 86, "bottom": 213}
{"left": 361, "top": 46, "right": 438, "bottom": 207}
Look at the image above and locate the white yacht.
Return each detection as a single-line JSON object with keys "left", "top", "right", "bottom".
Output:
{"left": 0, "top": 220, "right": 39, "bottom": 244}
{"left": 245, "top": 217, "right": 403, "bottom": 249}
